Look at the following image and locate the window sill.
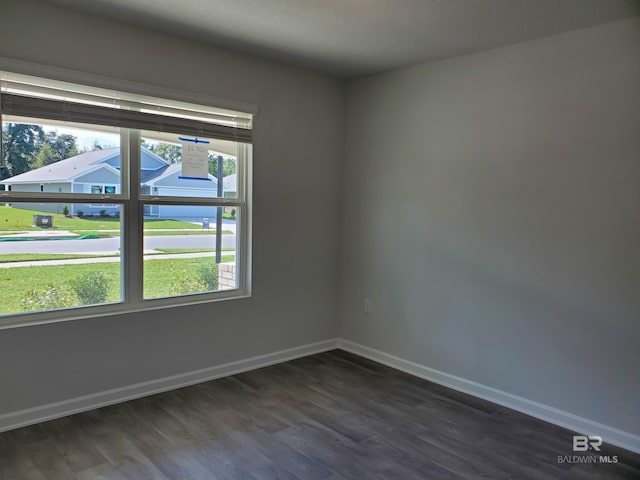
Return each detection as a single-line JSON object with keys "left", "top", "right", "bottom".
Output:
{"left": 0, "top": 288, "right": 251, "bottom": 330}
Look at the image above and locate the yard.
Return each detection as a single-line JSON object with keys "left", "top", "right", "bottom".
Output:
{"left": 0, "top": 206, "right": 232, "bottom": 236}
{"left": 0, "top": 255, "right": 235, "bottom": 315}
{"left": 0, "top": 205, "right": 238, "bottom": 316}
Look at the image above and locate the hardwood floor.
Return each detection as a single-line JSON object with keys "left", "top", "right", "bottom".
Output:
{"left": 1, "top": 350, "right": 638, "bottom": 479}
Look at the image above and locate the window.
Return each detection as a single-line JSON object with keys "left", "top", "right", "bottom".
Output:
{"left": 0, "top": 70, "right": 253, "bottom": 327}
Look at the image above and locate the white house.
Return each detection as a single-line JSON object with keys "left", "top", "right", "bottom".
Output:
{"left": 0, "top": 147, "right": 233, "bottom": 219}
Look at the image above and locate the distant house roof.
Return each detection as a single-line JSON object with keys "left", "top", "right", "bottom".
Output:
{"left": 148, "top": 163, "right": 218, "bottom": 188}
{"left": 223, "top": 173, "right": 237, "bottom": 192}
{"left": 0, "top": 147, "right": 170, "bottom": 185}
{"left": 0, "top": 148, "right": 121, "bottom": 184}
{"left": 0, "top": 148, "right": 238, "bottom": 194}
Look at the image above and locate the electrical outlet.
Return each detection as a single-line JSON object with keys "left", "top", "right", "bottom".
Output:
{"left": 364, "top": 298, "right": 372, "bottom": 314}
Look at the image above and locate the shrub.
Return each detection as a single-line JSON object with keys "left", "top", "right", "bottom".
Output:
{"left": 71, "top": 272, "right": 110, "bottom": 305}
{"left": 170, "top": 267, "right": 206, "bottom": 296}
{"left": 231, "top": 208, "right": 236, "bottom": 219}
{"left": 197, "top": 262, "right": 219, "bottom": 291}
{"left": 77, "top": 209, "right": 84, "bottom": 217}
{"left": 99, "top": 209, "right": 109, "bottom": 218}
{"left": 62, "top": 205, "right": 70, "bottom": 216}
{"left": 20, "top": 284, "right": 77, "bottom": 312}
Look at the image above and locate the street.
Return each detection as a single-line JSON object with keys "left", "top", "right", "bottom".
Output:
{"left": 0, "top": 234, "right": 236, "bottom": 254}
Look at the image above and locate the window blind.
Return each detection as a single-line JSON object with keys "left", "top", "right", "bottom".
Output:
{"left": 0, "top": 74, "right": 252, "bottom": 144}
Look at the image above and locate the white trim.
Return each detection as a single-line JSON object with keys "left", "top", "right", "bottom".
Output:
{"left": 336, "top": 339, "right": 640, "bottom": 454}
{"left": 0, "top": 64, "right": 253, "bottom": 330}
{"left": 0, "top": 339, "right": 338, "bottom": 433}
{"left": 3, "top": 336, "right": 636, "bottom": 455}
{"left": 0, "top": 57, "right": 258, "bottom": 115}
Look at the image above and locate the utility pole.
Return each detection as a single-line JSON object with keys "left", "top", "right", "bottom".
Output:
{"left": 216, "top": 154, "right": 223, "bottom": 263}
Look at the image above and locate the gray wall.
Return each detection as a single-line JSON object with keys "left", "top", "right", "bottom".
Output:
{"left": 1, "top": 0, "right": 638, "bottom": 440}
{"left": 339, "top": 18, "right": 640, "bottom": 435}
{"left": 0, "top": 0, "right": 344, "bottom": 413}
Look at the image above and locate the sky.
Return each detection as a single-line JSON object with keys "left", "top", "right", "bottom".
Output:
{"left": 41, "top": 123, "right": 120, "bottom": 150}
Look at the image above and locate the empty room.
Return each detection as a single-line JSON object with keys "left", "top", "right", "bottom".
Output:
{"left": 0, "top": 0, "right": 639, "bottom": 478}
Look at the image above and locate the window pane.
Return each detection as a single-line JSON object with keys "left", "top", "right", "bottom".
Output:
{"left": 139, "top": 131, "right": 238, "bottom": 199}
{"left": 1, "top": 117, "right": 121, "bottom": 195}
{"left": 0, "top": 202, "right": 123, "bottom": 316}
{"left": 142, "top": 204, "right": 238, "bottom": 299}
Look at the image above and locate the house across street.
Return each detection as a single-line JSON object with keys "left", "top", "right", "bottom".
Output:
{"left": 0, "top": 147, "right": 235, "bottom": 220}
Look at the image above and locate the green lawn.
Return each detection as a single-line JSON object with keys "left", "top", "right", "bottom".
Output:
{"left": 0, "top": 256, "right": 235, "bottom": 315}
{"left": 0, "top": 253, "right": 118, "bottom": 263}
{"left": 142, "top": 229, "right": 232, "bottom": 236}
{"left": 0, "top": 249, "right": 234, "bottom": 262}
{"left": 0, "top": 206, "right": 207, "bottom": 232}
{"left": 68, "top": 229, "right": 231, "bottom": 237}
{"left": 154, "top": 247, "right": 234, "bottom": 254}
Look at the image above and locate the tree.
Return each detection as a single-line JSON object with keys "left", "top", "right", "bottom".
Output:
{"left": 152, "top": 143, "right": 182, "bottom": 163}
{"left": 208, "top": 154, "right": 236, "bottom": 178}
{"left": 31, "top": 144, "right": 58, "bottom": 169}
{"left": 1, "top": 125, "right": 81, "bottom": 178}
{"left": 1, "top": 123, "right": 44, "bottom": 179}
{"left": 45, "top": 133, "right": 78, "bottom": 160}
{"left": 141, "top": 140, "right": 182, "bottom": 163}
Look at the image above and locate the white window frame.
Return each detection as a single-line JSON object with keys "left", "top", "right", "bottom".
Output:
{"left": 0, "top": 59, "right": 255, "bottom": 330}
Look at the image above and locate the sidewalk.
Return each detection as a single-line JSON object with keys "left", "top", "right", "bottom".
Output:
{"left": 0, "top": 251, "right": 235, "bottom": 269}
{"left": 0, "top": 227, "right": 230, "bottom": 238}
{"left": 0, "top": 230, "right": 80, "bottom": 238}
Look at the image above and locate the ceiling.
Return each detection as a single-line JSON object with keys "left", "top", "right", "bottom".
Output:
{"left": 40, "top": 0, "right": 640, "bottom": 78}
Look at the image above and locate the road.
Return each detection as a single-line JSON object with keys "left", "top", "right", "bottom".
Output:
{"left": 0, "top": 234, "right": 236, "bottom": 254}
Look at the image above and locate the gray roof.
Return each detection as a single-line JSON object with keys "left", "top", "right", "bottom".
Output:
{"left": 0, "top": 148, "right": 120, "bottom": 184}
{"left": 0, "top": 147, "right": 170, "bottom": 185}
{"left": 223, "top": 173, "right": 237, "bottom": 192}
{"left": 141, "top": 164, "right": 170, "bottom": 183}
{"left": 1, "top": 148, "right": 236, "bottom": 192}
{"left": 149, "top": 164, "right": 218, "bottom": 188}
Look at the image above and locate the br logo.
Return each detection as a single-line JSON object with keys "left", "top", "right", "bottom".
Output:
{"left": 573, "top": 435, "right": 603, "bottom": 452}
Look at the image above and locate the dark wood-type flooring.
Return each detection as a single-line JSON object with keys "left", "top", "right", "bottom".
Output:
{"left": 1, "top": 350, "right": 638, "bottom": 479}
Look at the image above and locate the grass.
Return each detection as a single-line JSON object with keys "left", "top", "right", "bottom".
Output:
{"left": 0, "top": 256, "right": 235, "bottom": 315}
{"left": 154, "top": 247, "right": 234, "bottom": 254}
{"left": 143, "top": 229, "right": 232, "bottom": 236}
{"left": 154, "top": 248, "right": 213, "bottom": 254}
{"left": 67, "top": 230, "right": 232, "bottom": 237}
{"left": 0, "top": 249, "right": 234, "bottom": 263}
{"left": 0, "top": 206, "right": 210, "bottom": 232}
{"left": 0, "top": 253, "right": 118, "bottom": 263}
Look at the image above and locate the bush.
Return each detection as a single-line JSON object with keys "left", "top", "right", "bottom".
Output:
{"left": 71, "top": 272, "right": 110, "bottom": 305}
{"left": 99, "top": 209, "right": 109, "bottom": 218}
{"left": 197, "top": 262, "right": 219, "bottom": 291}
{"left": 77, "top": 209, "right": 84, "bottom": 217}
{"left": 170, "top": 267, "right": 206, "bottom": 296}
{"left": 231, "top": 208, "right": 236, "bottom": 219}
{"left": 20, "top": 284, "right": 77, "bottom": 312}
{"left": 62, "top": 205, "right": 70, "bottom": 216}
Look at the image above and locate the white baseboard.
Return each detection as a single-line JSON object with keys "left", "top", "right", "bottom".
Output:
{"left": 2, "top": 336, "right": 638, "bottom": 455}
{"left": 337, "top": 338, "right": 640, "bottom": 454}
{"left": 0, "top": 338, "right": 339, "bottom": 433}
